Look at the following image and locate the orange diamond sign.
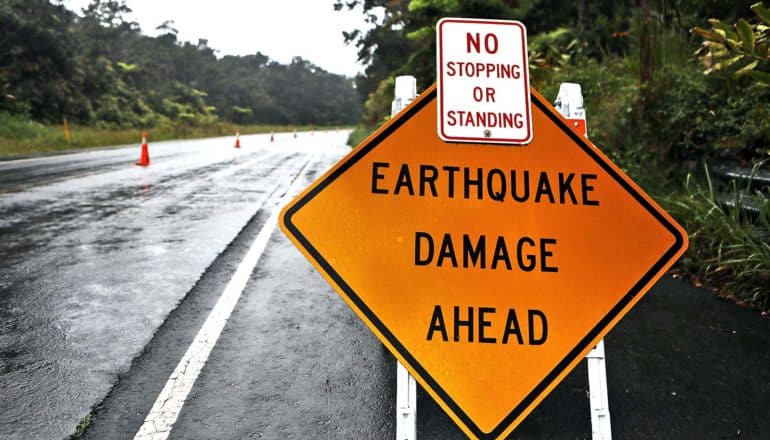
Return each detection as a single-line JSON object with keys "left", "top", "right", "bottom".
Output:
{"left": 280, "top": 84, "right": 687, "bottom": 439}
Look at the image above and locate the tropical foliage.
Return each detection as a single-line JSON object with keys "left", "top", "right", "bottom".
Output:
{"left": 693, "top": 2, "right": 770, "bottom": 84}
{"left": 0, "top": 0, "right": 362, "bottom": 128}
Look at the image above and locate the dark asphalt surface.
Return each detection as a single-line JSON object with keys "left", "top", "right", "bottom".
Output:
{"left": 2, "top": 131, "right": 769, "bottom": 439}
{"left": 88, "top": 189, "right": 770, "bottom": 438}
{"left": 0, "top": 131, "right": 346, "bottom": 439}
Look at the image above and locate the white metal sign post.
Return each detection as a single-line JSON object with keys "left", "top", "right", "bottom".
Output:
{"left": 392, "top": 75, "right": 418, "bottom": 440}
{"left": 436, "top": 18, "right": 532, "bottom": 144}
{"left": 554, "top": 82, "right": 613, "bottom": 440}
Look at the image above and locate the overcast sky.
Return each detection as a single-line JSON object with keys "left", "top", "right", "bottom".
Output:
{"left": 63, "top": 0, "right": 373, "bottom": 77}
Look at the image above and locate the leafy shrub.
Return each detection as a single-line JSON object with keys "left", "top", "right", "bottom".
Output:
{"left": 662, "top": 167, "right": 770, "bottom": 310}
{"left": 346, "top": 125, "right": 373, "bottom": 147}
{"left": 692, "top": 2, "right": 770, "bottom": 84}
{"left": 542, "top": 57, "right": 770, "bottom": 174}
{"left": 639, "top": 64, "right": 770, "bottom": 164}
{"left": 0, "top": 111, "right": 47, "bottom": 140}
{"left": 361, "top": 76, "right": 396, "bottom": 128}
{"left": 528, "top": 27, "right": 588, "bottom": 84}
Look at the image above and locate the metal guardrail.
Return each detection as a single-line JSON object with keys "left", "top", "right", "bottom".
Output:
{"left": 710, "top": 165, "right": 770, "bottom": 213}
{"left": 709, "top": 163, "right": 770, "bottom": 241}
{"left": 711, "top": 165, "right": 770, "bottom": 191}
{"left": 713, "top": 193, "right": 766, "bottom": 216}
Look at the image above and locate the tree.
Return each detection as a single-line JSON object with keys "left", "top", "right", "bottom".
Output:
{"left": 0, "top": 0, "right": 361, "bottom": 127}
{"left": 336, "top": 0, "right": 527, "bottom": 125}
{"left": 82, "top": 0, "right": 137, "bottom": 30}
{"left": 0, "top": 0, "right": 81, "bottom": 120}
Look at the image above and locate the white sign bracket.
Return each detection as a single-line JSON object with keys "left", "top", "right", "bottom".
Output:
{"left": 392, "top": 75, "right": 418, "bottom": 440}
{"left": 554, "top": 81, "right": 613, "bottom": 440}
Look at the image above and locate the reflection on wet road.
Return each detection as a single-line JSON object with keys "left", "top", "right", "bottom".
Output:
{"left": 0, "top": 132, "right": 349, "bottom": 439}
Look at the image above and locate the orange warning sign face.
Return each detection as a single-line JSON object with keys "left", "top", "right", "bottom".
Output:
{"left": 280, "top": 84, "right": 687, "bottom": 439}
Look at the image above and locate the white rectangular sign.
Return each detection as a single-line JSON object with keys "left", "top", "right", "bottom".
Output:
{"left": 437, "top": 18, "right": 532, "bottom": 145}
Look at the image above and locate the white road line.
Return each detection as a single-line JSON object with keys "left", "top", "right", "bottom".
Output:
{"left": 134, "top": 158, "right": 314, "bottom": 440}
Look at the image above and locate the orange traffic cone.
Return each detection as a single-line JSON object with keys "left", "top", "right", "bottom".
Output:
{"left": 234, "top": 129, "right": 241, "bottom": 148}
{"left": 135, "top": 131, "right": 150, "bottom": 166}
{"left": 270, "top": 131, "right": 274, "bottom": 142}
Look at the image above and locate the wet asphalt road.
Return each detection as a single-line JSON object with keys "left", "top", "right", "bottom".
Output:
{"left": 0, "top": 131, "right": 348, "bottom": 438}
{"left": 2, "top": 131, "right": 770, "bottom": 439}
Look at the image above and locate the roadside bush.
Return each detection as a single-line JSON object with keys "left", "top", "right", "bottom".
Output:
{"left": 540, "top": 56, "right": 770, "bottom": 181}
{"left": 662, "top": 168, "right": 770, "bottom": 311}
{"left": 534, "top": 57, "right": 638, "bottom": 153}
{"left": 0, "top": 111, "right": 47, "bottom": 141}
{"left": 346, "top": 76, "right": 397, "bottom": 147}
{"left": 640, "top": 64, "right": 770, "bottom": 165}
{"left": 532, "top": 58, "right": 668, "bottom": 189}
{"left": 362, "top": 75, "right": 396, "bottom": 128}
{"left": 528, "top": 27, "right": 588, "bottom": 85}
{"left": 346, "top": 124, "right": 374, "bottom": 148}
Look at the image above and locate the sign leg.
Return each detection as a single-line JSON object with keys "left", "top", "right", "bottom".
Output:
{"left": 391, "top": 75, "right": 419, "bottom": 440}
{"left": 554, "top": 83, "right": 614, "bottom": 440}
{"left": 396, "top": 360, "right": 417, "bottom": 440}
{"left": 587, "top": 339, "right": 612, "bottom": 440}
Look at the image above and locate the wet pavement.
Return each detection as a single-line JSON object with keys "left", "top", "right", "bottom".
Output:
{"left": 84, "top": 212, "right": 770, "bottom": 439}
{"left": 85, "top": 163, "right": 770, "bottom": 440}
{"left": 0, "top": 131, "right": 349, "bottom": 439}
{"left": 2, "top": 131, "right": 770, "bottom": 439}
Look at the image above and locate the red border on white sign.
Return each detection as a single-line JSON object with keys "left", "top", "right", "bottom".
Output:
{"left": 437, "top": 18, "right": 532, "bottom": 145}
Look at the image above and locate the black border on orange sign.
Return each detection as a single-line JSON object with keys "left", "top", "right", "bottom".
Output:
{"left": 281, "top": 85, "right": 687, "bottom": 439}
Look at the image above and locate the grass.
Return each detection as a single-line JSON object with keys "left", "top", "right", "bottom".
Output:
{"left": 69, "top": 412, "right": 92, "bottom": 439}
{"left": 661, "top": 166, "right": 770, "bottom": 312}
{"left": 0, "top": 113, "right": 340, "bottom": 158}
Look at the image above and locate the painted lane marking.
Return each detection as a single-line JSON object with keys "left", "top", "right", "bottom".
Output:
{"left": 134, "top": 158, "right": 314, "bottom": 440}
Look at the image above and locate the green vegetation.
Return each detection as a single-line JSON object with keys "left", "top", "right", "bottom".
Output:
{"left": 0, "top": 111, "right": 323, "bottom": 157}
{"left": 693, "top": 2, "right": 770, "bottom": 84}
{"left": 663, "top": 168, "right": 770, "bottom": 311}
{"left": 339, "top": 0, "right": 770, "bottom": 311}
{"left": 70, "top": 412, "right": 92, "bottom": 439}
{"left": 0, "top": 0, "right": 362, "bottom": 156}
